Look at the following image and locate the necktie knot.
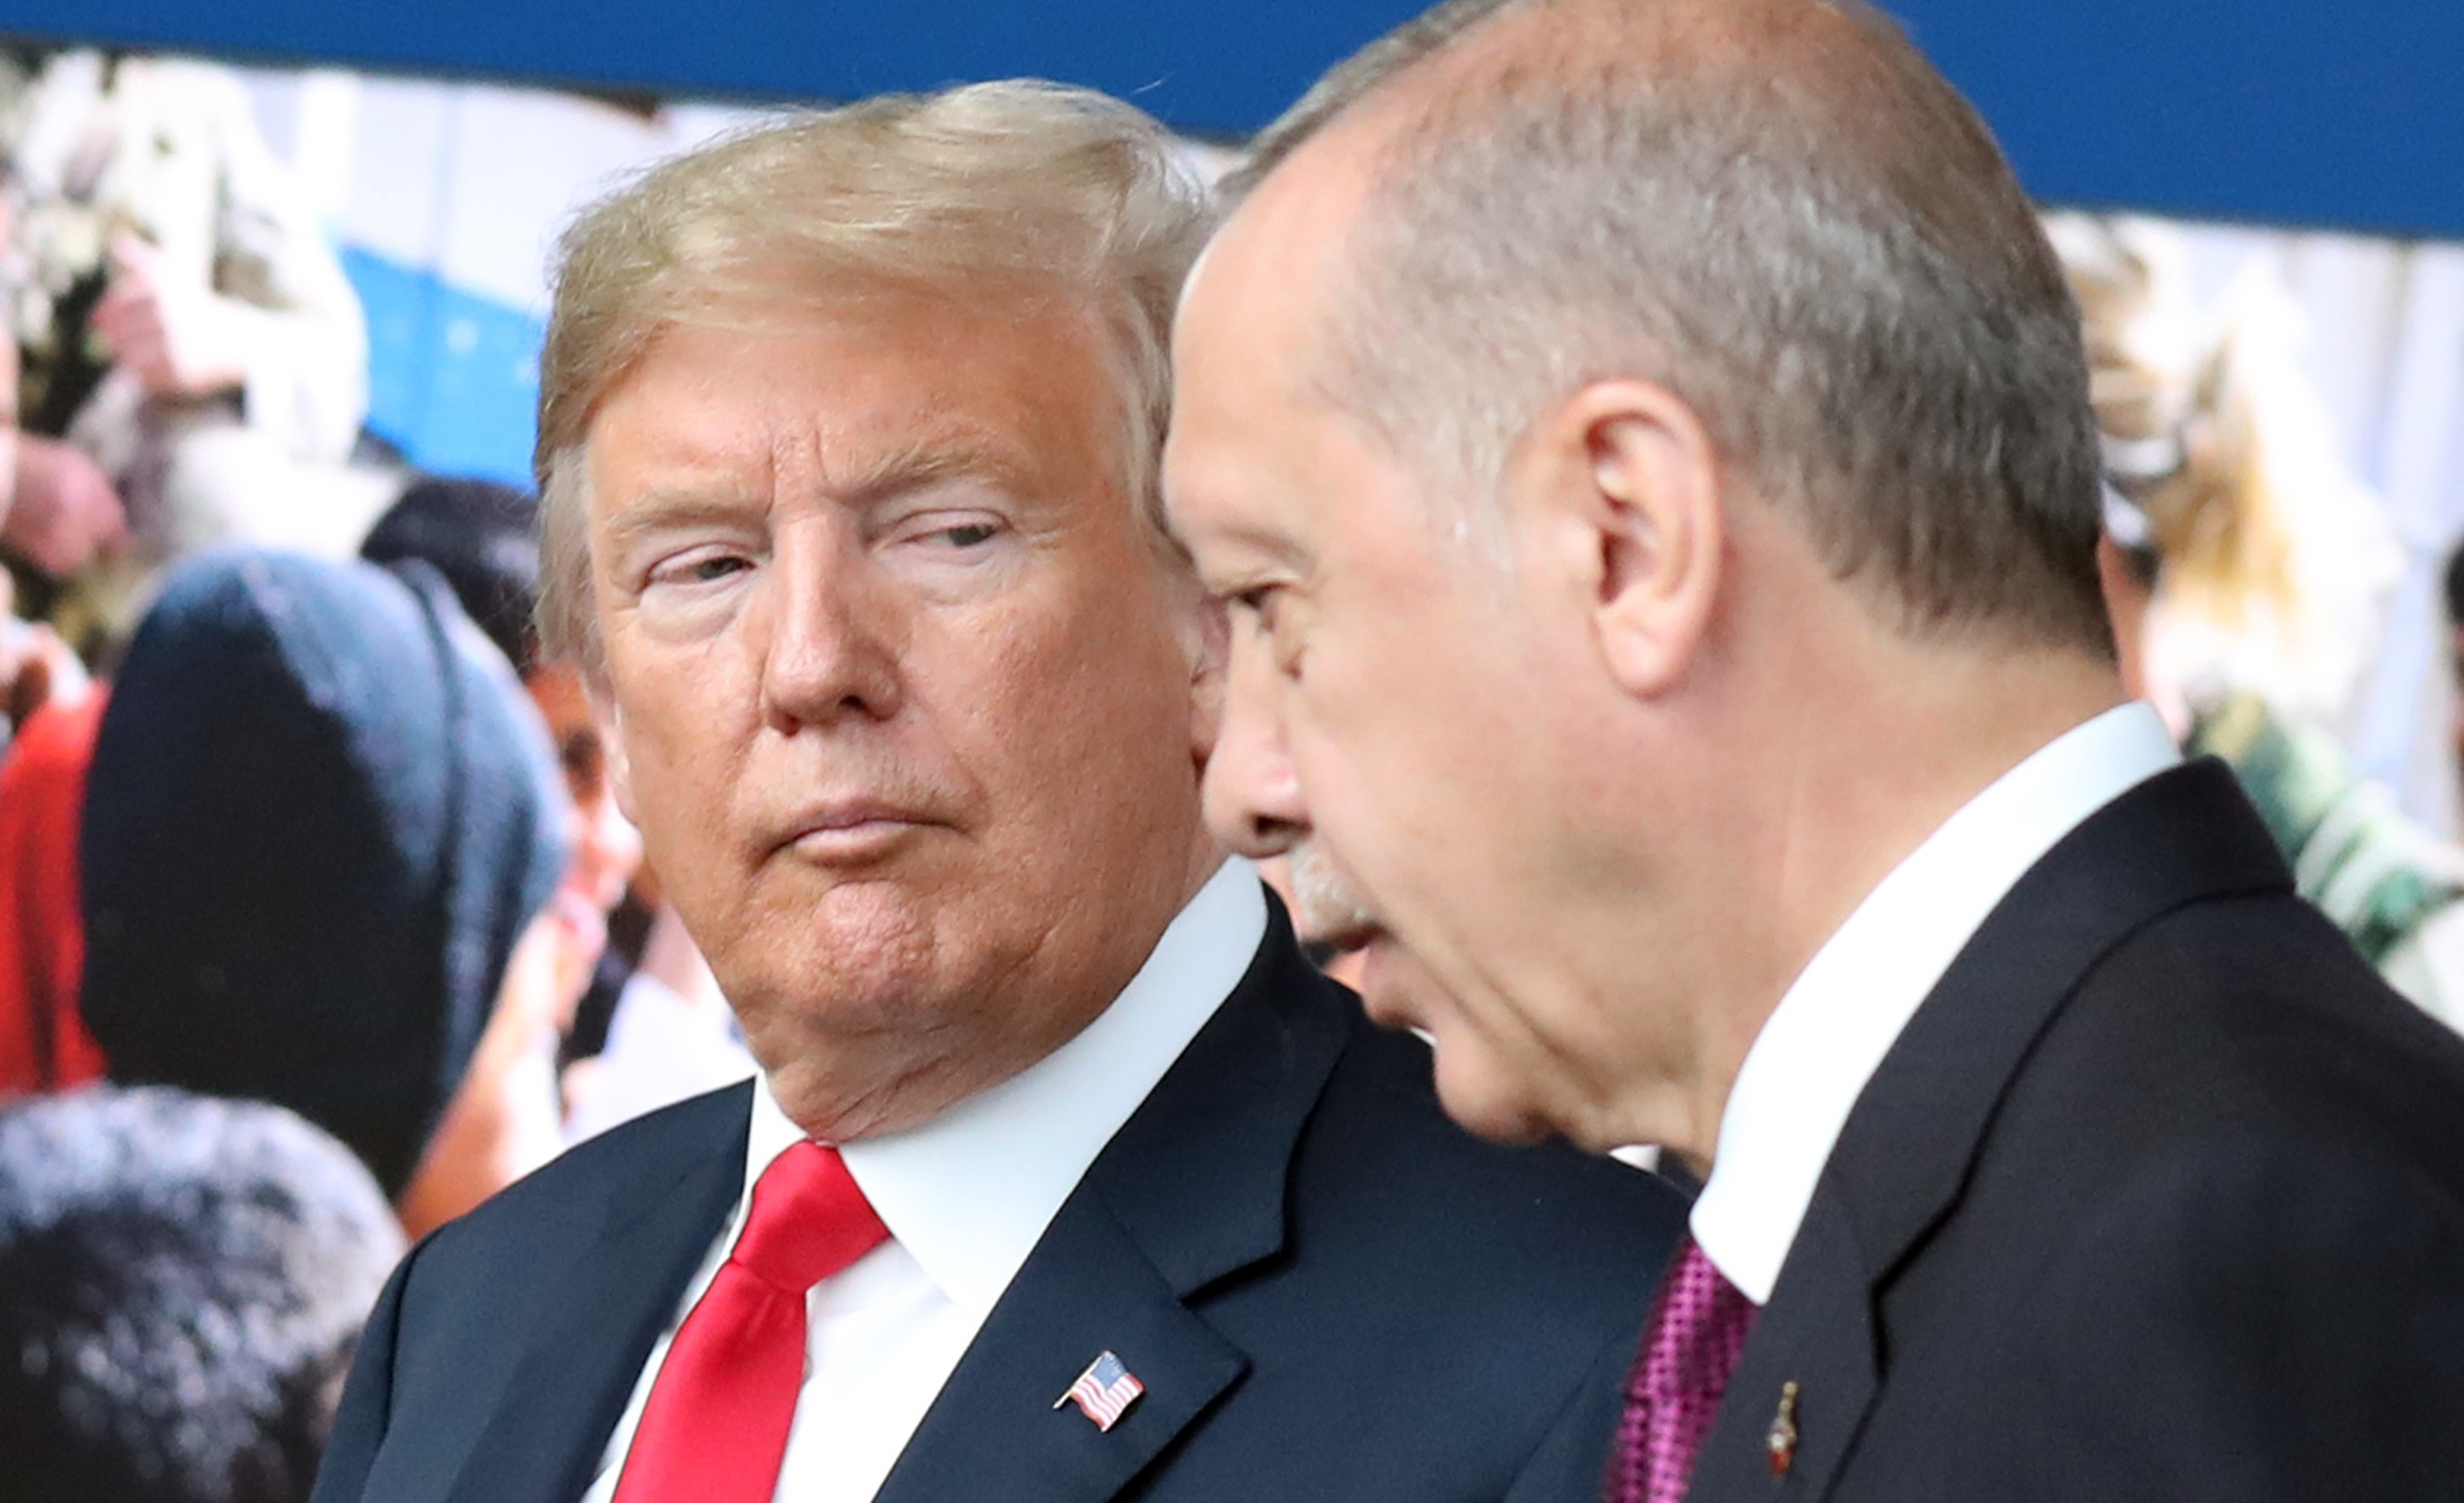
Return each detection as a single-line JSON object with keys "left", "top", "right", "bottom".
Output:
{"left": 731, "top": 1140, "right": 888, "bottom": 1292}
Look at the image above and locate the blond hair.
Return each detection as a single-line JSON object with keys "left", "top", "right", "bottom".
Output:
{"left": 533, "top": 80, "right": 1210, "bottom": 668}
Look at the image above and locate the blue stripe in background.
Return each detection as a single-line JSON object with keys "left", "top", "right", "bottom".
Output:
{"left": 4, "top": 0, "right": 2460, "bottom": 241}
{"left": 344, "top": 247, "right": 541, "bottom": 487}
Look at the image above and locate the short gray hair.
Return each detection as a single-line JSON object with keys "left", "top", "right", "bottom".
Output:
{"left": 1254, "top": 0, "right": 2110, "bottom": 655}
{"left": 533, "top": 80, "right": 1212, "bottom": 669}
{"left": 1221, "top": 0, "right": 1510, "bottom": 205}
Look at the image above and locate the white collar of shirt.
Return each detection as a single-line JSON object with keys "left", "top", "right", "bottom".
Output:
{"left": 740, "top": 857, "right": 1267, "bottom": 1321}
{"left": 1688, "top": 702, "right": 2180, "bottom": 1304}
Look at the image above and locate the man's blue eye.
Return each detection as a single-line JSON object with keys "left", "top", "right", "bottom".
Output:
{"left": 942, "top": 524, "right": 998, "bottom": 548}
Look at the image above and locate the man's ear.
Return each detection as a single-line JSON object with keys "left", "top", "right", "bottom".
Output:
{"left": 583, "top": 670, "right": 639, "bottom": 826}
{"left": 1517, "top": 379, "right": 1724, "bottom": 698}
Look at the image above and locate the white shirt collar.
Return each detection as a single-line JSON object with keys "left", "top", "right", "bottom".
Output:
{"left": 1689, "top": 702, "right": 2180, "bottom": 1303}
{"left": 742, "top": 857, "right": 1267, "bottom": 1319}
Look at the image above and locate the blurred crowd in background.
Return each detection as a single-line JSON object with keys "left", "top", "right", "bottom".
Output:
{"left": 2, "top": 39, "right": 2463, "bottom": 1503}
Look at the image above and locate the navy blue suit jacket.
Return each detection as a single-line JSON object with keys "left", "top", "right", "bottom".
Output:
{"left": 312, "top": 897, "right": 1685, "bottom": 1503}
{"left": 1687, "top": 761, "right": 2464, "bottom": 1502}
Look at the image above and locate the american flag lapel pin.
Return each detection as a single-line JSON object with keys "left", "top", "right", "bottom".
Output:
{"left": 1054, "top": 1350, "right": 1145, "bottom": 1432}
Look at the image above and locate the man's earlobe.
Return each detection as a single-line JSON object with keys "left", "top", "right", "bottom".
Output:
{"left": 1539, "top": 381, "right": 1722, "bottom": 699}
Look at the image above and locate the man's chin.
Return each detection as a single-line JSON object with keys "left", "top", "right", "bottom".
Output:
{"left": 1328, "top": 942, "right": 1555, "bottom": 1144}
{"left": 1429, "top": 1059, "right": 1552, "bottom": 1146}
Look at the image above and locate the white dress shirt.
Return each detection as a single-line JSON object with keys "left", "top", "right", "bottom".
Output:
{"left": 580, "top": 860, "right": 1268, "bottom": 1503}
{"left": 1689, "top": 703, "right": 2181, "bottom": 1303}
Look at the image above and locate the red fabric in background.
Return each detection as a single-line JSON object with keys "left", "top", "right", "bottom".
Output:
{"left": 0, "top": 689, "right": 108, "bottom": 1096}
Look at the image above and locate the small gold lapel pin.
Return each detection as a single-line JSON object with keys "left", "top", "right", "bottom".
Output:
{"left": 1765, "top": 1380, "right": 1800, "bottom": 1478}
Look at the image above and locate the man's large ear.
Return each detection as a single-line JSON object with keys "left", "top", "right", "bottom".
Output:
{"left": 1516, "top": 379, "right": 1724, "bottom": 699}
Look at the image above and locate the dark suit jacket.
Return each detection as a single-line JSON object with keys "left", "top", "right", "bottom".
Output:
{"left": 313, "top": 897, "right": 1685, "bottom": 1503}
{"left": 1690, "top": 760, "right": 2464, "bottom": 1502}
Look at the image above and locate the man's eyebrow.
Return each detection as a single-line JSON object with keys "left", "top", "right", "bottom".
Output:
{"left": 599, "top": 487, "right": 758, "bottom": 553}
{"left": 599, "top": 439, "right": 1035, "bottom": 548}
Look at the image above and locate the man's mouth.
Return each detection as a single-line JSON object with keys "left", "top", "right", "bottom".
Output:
{"left": 772, "top": 798, "right": 943, "bottom": 864}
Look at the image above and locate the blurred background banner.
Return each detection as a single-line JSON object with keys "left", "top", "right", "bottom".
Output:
{"left": 0, "top": 0, "right": 2458, "bottom": 237}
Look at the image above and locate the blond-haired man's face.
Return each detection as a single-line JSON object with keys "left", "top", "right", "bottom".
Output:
{"left": 582, "top": 289, "right": 1213, "bottom": 1136}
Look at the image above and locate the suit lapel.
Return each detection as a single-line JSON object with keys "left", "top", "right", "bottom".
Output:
{"left": 1694, "top": 1190, "right": 1875, "bottom": 1499}
{"left": 875, "top": 894, "right": 1350, "bottom": 1503}
{"left": 871, "top": 1194, "right": 1250, "bottom": 1503}
{"left": 442, "top": 1084, "right": 752, "bottom": 1503}
{"left": 1690, "top": 760, "right": 2292, "bottom": 1501}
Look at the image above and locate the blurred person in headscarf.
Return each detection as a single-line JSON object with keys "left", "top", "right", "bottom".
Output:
{"left": 0, "top": 47, "right": 376, "bottom": 649}
{"left": 2059, "top": 213, "right": 2464, "bottom": 1030}
{"left": 357, "top": 475, "right": 759, "bottom": 1140}
{"left": 360, "top": 476, "right": 645, "bottom": 983}
{"left": 76, "top": 547, "right": 578, "bottom": 1234}
{"left": 0, "top": 1085, "right": 404, "bottom": 1503}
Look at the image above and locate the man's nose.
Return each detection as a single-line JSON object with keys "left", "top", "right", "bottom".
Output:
{"left": 1202, "top": 645, "right": 1308, "bottom": 859}
{"left": 760, "top": 531, "right": 904, "bottom": 730}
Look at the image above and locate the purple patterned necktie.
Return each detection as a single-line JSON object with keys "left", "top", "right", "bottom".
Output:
{"left": 1603, "top": 1236, "right": 1760, "bottom": 1503}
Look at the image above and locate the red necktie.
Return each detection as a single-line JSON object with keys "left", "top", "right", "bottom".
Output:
{"left": 1603, "top": 1236, "right": 1760, "bottom": 1503}
{"left": 612, "top": 1140, "right": 890, "bottom": 1503}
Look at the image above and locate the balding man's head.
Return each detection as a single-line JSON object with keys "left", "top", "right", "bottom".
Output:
{"left": 1220, "top": 0, "right": 2109, "bottom": 655}
{"left": 1168, "top": 0, "right": 2128, "bottom": 1149}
